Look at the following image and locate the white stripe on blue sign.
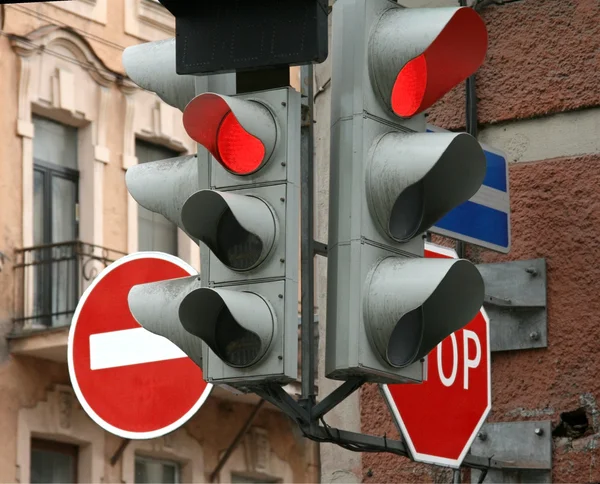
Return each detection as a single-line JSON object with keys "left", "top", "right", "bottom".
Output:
{"left": 426, "top": 125, "right": 511, "bottom": 253}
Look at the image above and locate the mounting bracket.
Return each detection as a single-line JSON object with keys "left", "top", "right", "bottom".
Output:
{"left": 477, "top": 258, "right": 547, "bottom": 352}
{"left": 470, "top": 421, "right": 552, "bottom": 483}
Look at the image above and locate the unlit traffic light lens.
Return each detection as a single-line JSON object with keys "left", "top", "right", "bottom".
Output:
{"left": 216, "top": 208, "right": 263, "bottom": 271}
{"left": 217, "top": 112, "right": 266, "bottom": 175}
{"left": 388, "top": 307, "right": 423, "bottom": 368}
{"left": 215, "top": 303, "right": 263, "bottom": 367}
{"left": 389, "top": 181, "right": 425, "bottom": 242}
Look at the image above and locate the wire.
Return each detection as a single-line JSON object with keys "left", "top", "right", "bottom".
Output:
{"left": 0, "top": 30, "right": 125, "bottom": 82}
{"left": 7, "top": 4, "right": 130, "bottom": 52}
{"left": 313, "top": 78, "right": 331, "bottom": 103}
{"left": 306, "top": 416, "right": 494, "bottom": 476}
{"left": 473, "top": 0, "right": 523, "bottom": 11}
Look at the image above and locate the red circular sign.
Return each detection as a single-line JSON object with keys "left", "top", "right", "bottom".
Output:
{"left": 382, "top": 243, "right": 491, "bottom": 468}
{"left": 68, "top": 252, "right": 211, "bottom": 439}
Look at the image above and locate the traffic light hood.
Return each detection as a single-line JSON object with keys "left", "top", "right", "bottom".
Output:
{"left": 181, "top": 190, "right": 277, "bottom": 272}
{"left": 128, "top": 276, "right": 204, "bottom": 368}
{"left": 369, "top": 6, "right": 487, "bottom": 117}
{"left": 183, "top": 93, "right": 277, "bottom": 175}
{"left": 363, "top": 257, "right": 484, "bottom": 368}
{"left": 123, "top": 38, "right": 196, "bottom": 112}
{"left": 179, "top": 288, "right": 275, "bottom": 369}
{"left": 366, "top": 131, "right": 486, "bottom": 242}
{"left": 125, "top": 155, "right": 199, "bottom": 241}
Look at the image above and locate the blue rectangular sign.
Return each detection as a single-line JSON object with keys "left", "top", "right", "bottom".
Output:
{"left": 427, "top": 125, "right": 511, "bottom": 253}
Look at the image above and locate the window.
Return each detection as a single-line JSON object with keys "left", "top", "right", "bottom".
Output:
{"left": 135, "top": 456, "right": 180, "bottom": 483}
{"left": 30, "top": 439, "right": 78, "bottom": 484}
{"left": 32, "top": 116, "right": 79, "bottom": 328}
{"left": 136, "top": 140, "right": 179, "bottom": 255}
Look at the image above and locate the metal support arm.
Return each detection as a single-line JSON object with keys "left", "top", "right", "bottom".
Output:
{"left": 312, "top": 377, "right": 365, "bottom": 420}
{"left": 301, "top": 425, "right": 551, "bottom": 474}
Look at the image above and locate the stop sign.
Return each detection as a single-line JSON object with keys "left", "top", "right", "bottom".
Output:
{"left": 382, "top": 242, "right": 491, "bottom": 468}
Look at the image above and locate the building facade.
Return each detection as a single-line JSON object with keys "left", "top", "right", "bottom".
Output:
{"left": 0, "top": 1, "right": 317, "bottom": 483}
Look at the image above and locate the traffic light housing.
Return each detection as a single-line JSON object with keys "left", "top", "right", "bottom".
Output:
{"left": 326, "top": 0, "right": 487, "bottom": 383}
{"left": 123, "top": 39, "right": 300, "bottom": 387}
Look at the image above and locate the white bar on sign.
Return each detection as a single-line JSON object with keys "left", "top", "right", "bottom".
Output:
{"left": 89, "top": 327, "right": 187, "bottom": 370}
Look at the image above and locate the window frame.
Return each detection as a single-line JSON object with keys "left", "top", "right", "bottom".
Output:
{"left": 230, "top": 473, "right": 282, "bottom": 484}
{"left": 30, "top": 438, "right": 79, "bottom": 484}
{"left": 31, "top": 116, "right": 80, "bottom": 328}
{"left": 134, "top": 139, "right": 180, "bottom": 256}
{"left": 134, "top": 454, "right": 181, "bottom": 484}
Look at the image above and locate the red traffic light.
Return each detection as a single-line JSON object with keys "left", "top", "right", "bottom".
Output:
{"left": 217, "top": 112, "right": 265, "bottom": 174}
{"left": 183, "top": 94, "right": 277, "bottom": 175}
{"left": 370, "top": 7, "right": 488, "bottom": 118}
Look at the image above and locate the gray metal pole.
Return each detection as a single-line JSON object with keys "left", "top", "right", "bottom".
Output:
{"left": 453, "top": 468, "right": 461, "bottom": 483}
{"left": 300, "top": 64, "right": 316, "bottom": 409}
{"left": 457, "top": 0, "right": 478, "bottom": 260}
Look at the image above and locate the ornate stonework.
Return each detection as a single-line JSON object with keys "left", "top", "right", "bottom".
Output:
{"left": 16, "top": 385, "right": 105, "bottom": 483}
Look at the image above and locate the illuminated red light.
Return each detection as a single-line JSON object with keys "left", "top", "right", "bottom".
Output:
{"left": 217, "top": 112, "right": 265, "bottom": 175}
{"left": 392, "top": 55, "right": 427, "bottom": 118}
{"left": 391, "top": 8, "right": 487, "bottom": 117}
{"left": 183, "top": 93, "right": 273, "bottom": 176}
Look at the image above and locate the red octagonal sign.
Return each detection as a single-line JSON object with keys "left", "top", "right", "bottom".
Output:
{"left": 382, "top": 242, "right": 491, "bottom": 468}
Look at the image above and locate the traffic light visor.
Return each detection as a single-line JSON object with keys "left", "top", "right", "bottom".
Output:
{"left": 181, "top": 190, "right": 277, "bottom": 272}
{"left": 370, "top": 7, "right": 487, "bottom": 117}
{"left": 366, "top": 131, "right": 486, "bottom": 242}
{"left": 183, "top": 93, "right": 277, "bottom": 175}
{"left": 180, "top": 288, "right": 275, "bottom": 368}
{"left": 364, "top": 257, "right": 484, "bottom": 368}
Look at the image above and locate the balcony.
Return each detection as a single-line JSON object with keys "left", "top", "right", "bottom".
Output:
{"left": 7, "top": 241, "right": 314, "bottom": 402}
{"left": 9, "top": 241, "right": 126, "bottom": 362}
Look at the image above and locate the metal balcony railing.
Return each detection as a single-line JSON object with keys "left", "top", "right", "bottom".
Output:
{"left": 13, "top": 241, "right": 126, "bottom": 332}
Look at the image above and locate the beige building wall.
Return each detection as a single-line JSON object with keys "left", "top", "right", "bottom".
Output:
{"left": 0, "top": 1, "right": 317, "bottom": 482}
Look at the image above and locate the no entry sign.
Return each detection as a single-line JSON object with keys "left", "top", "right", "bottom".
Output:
{"left": 68, "top": 252, "right": 212, "bottom": 439}
{"left": 382, "top": 243, "right": 491, "bottom": 468}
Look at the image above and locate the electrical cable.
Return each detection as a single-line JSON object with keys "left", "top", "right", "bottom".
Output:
{"left": 0, "top": 30, "right": 126, "bottom": 82}
{"left": 473, "top": 0, "right": 523, "bottom": 11}
{"left": 7, "top": 4, "right": 129, "bottom": 52}
{"left": 303, "top": 415, "right": 493, "bottom": 475}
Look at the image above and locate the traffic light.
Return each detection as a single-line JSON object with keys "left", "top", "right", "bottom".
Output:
{"left": 326, "top": 0, "right": 488, "bottom": 383}
{"left": 123, "top": 38, "right": 300, "bottom": 386}
{"left": 180, "top": 88, "right": 300, "bottom": 385}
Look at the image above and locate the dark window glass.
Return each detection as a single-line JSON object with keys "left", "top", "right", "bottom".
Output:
{"left": 30, "top": 439, "right": 78, "bottom": 484}
{"left": 32, "top": 117, "right": 79, "bottom": 328}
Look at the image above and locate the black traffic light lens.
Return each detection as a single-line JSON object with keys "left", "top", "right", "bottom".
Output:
{"left": 389, "top": 181, "right": 425, "bottom": 242}
{"left": 215, "top": 306, "right": 262, "bottom": 368}
{"left": 216, "top": 208, "right": 263, "bottom": 270}
{"left": 387, "top": 307, "right": 423, "bottom": 368}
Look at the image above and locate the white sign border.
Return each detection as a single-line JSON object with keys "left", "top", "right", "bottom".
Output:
{"left": 67, "top": 251, "right": 213, "bottom": 440}
{"left": 381, "top": 242, "right": 492, "bottom": 468}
